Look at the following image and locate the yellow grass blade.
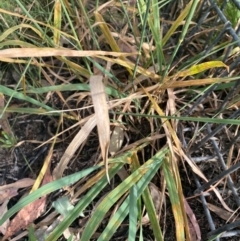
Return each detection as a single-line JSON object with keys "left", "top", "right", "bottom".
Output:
{"left": 162, "top": 0, "right": 193, "bottom": 46}
{"left": 94, "top": 12, "right": 120, "bottom": 52}
{"left": 94, "top": 11, "right": 134, "bottom": 75}
{"left": 53, "top": 0, "right": 62, "bottom": 46}
{"left": 160, "top": 77, "right": 238, "bottom": 89}
{"left": 177, "top": 61, "right": 229, "bottom": 77}
{"left": 59, "top": 58, "right": 91, "bottom": 78}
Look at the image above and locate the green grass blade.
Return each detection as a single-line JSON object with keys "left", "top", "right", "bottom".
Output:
{"left": 78, "top": 0, "right": 100, "bottom": 50}
{"left": 0, "top": 166, "right": 100, "bottom": 225}
{"left": 148, "top": 0, "right": 169, "bottom": 75}
{"left": 28, "top": 225, "right": 37, "bottom": 241}
{"left": 142, "top": 185, "right": 164, "bottom": 241}
{"left": 81, "top": 169, "right": 144, "bottom": 240}
{"left": 45, "top": 161, "right": 125, "bottom": 241}
{"left": 207, "top": 233, "right": 224, "bottom": 241}
{"left": 13, "top": 1, "right": 42, "bottom": 37}
{"left": 97, "top": 147, "right": 168, "bottom": 241}
{"left": 0, "top": 85, "right": 55, "bottom": 111}
{"left": 0, "top": 40, "right": 36, "bottom": 48}
{"left": 0, "top": 107, "right": 51, "bottom": 115}
{"left": 84, "top": 146, "right": 169, "bottom": 241}
{"left": 128, "top": 185, "right": 139, "bottom": 241}
{"left": 0, "top": 24, "right": 43, "bottom": 42}
{"left": 97, "top": 199, "right": 129, "bottom": 241}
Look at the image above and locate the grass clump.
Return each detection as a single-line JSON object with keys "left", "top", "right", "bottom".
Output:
{"left": 0, "top": 130, "right": 17, "bottom": 148}
{"left": 0, "top": 0, "right": 240, "bottom": 241}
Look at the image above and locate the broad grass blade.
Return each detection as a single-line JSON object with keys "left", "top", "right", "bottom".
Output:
{"left": 90, "top": 76, "right": 110, "bottom": 182}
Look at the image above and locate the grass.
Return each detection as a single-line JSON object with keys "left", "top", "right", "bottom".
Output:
{"left": 0, "top": 130, "right": 17, "bottom": 148}
{"left": 0, "top": 0, "right": 240, "bottom": 241}
{"left": 217, "top": 0, "right": 240, "bottom": 27}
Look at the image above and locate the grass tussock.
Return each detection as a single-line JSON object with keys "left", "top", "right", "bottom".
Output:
{"left": 0, "top": 0, "right": 240, "bottom": 240}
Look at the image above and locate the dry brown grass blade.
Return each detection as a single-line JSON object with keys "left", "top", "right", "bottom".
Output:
{"left": 53, "top": 115, "right": 97, "bottom": 180}
{"left": 0, "top": 48, "right": 137, "bottom": 58}
{"left": 30, "top": 147, "right": 53, "bottom": 193}
{"left": 0, "top": 179, "right": 35, "bottom": 192}
{"left": 94, "top": 11, "right": 134, "bottom": 75}
{"left": 141, "top": 84, "right": 204, "bottom": 178}
{"left": 125, "top": 77, "right": 238, "bottom": 97}
{"left": 99, "top": 56, "right": 158, "bottom": 79}
{"left": 207, "top": 203, "right": 239, "bottom": 222}
{"left": 90, "top": 75, "right": 110, "bottom": 183}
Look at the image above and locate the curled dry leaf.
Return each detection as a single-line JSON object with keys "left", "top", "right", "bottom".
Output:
{"left": 2, "top": 197, "right": 47, "bottom": 240}
{"left": 90, "top": 75, "right": 110, "bottom": 182}
{"left": 2, "top": 172, "right": 52, "bottom": 240}
{"left": 142, "top": 42, "right": 156, "bottom": 59}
